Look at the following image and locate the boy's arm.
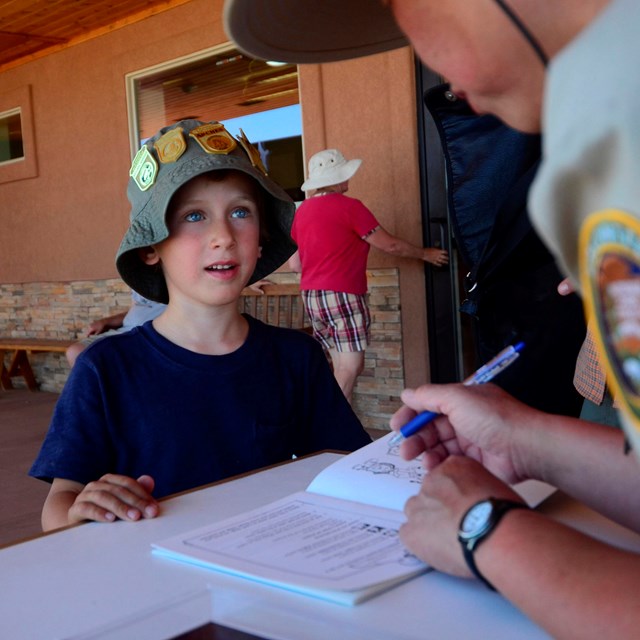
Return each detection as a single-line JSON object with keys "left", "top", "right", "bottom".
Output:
{"left": 42, "top": 475, "right": 159, "bottom": 531}
{"left": 42, "top": 479, "right": 83, "bottom": 530}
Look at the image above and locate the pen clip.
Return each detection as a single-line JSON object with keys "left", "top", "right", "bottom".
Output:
{"left": 464, "top": 343, "right": 523, "bottom": 386}
{"left": 468, "top": 352, "right": 520, "bottom": 384}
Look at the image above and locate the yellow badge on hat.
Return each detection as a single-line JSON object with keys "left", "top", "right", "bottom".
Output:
{"left": 189, "top": 123, "right": 237, "bottom": 155}
{"left": 129, "top": 145, "right": 158, "bottom": 191}
{"left": 580, "top": 209, "right": 640, "bottom": 454}
{"left": 236, "top": 128, "right": 268, "bottom": 176}
{"left": 154, "top": 127, "right": 186, "bottom": 164}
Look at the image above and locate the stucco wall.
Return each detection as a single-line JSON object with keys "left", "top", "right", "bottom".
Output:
{"left": 298, "top": 51, "right": 430, "bottom": 387}
{"left": 0, "top": 0, "right": 430, "bottom": 391}
{"left": 0, "top": 0, "right": 229, "bottom": 284}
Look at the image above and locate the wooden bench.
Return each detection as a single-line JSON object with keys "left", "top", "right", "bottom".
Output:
{"left": 0, "top": 285, "right": 306, "bottom": 393}
{"left": 239, "top": 283, "right": 311, "bottom": 333}
{"left": 0, "top": 339, "right": 73, "bottom": 391}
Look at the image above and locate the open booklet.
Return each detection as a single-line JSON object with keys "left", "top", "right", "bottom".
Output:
{"left": 152, "top": 433, "right": 554, "bottom": 606}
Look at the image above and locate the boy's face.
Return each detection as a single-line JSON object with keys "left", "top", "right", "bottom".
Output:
{"left": 145, "top": 171, "right": 262, "bottom": 308}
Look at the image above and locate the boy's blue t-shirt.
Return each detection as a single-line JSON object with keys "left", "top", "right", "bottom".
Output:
{"left": 30, "top": 316, "right": 371, "bottom": 498}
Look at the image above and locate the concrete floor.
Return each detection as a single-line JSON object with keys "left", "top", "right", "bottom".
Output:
{"left": 0, "top": 389, "right": 56, "bottom": 547}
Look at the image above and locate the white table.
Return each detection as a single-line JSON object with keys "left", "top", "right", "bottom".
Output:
{"left": 1, "top": 452, "right": 639, "bottom": 640}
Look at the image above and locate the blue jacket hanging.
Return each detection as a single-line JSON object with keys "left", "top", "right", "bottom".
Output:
{"left": 424, "top": 83, "right": 585, "bottom": 417}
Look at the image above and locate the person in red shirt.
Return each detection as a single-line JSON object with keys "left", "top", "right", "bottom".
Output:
{"left": 290, "top": 149, "right": 448, "bottom": 403}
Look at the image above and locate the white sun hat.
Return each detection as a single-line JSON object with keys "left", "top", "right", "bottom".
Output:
{"left": 301, "top": 149, "right": 362, "bottom": 191}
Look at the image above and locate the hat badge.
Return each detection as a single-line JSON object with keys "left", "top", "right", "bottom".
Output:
{"left": 154, "top": 127, "right": 186, "bottom": 164}
{"left": 236, "top": 128, "right": 268, "bottom": 175}
{"left": 189, "top": 123, "right": 237, "bottom": 155}
{"left": 129, "top": 145, "right": 158, "bottom": 191}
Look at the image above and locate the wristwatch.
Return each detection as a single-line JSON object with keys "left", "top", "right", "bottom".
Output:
{"left": 458, "top": 497, "right": 528, "bottom": 591}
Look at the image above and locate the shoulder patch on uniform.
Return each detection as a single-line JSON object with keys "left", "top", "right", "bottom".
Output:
{"left": 580, "top": 209, "right": 640, "bottom": 453}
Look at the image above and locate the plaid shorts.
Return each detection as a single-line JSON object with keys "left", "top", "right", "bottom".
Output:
{"left": 302, "top": 290, "right": 370, "bottom": 352}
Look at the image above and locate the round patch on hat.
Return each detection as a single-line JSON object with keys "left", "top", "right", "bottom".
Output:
{"left": 580, "top": 209, "right": 640, "bottom": 452}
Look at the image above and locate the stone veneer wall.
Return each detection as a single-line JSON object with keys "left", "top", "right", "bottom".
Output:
{"left": 0, "top": 268, "right": 404, "bottom": 431}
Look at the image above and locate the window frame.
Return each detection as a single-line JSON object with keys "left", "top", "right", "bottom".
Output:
{"left": 0, "top": 84, "right": 37, "bottom": 184}
{"left": 124, "top": 45, "right": 305, "bottom": 201}
{"left": 124, "top": 44, "right": 233, "bottom": 159}
{"left": 0, "top": 107, "right": 24, "bottom": 165}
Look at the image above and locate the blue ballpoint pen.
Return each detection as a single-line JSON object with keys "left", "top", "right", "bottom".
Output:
{"left": 389, "top": 341, "right": 525, "bottom": 446}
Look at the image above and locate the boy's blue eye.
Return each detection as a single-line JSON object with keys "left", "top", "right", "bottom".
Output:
{"left": 185, "top": 211, "right": 204, "bottom": 222}
{"left": 230, "top": 207, "right": 250, "bottom": 219}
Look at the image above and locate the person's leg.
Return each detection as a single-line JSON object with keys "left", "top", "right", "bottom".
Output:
{"left": 302, "top": 290, "right": 370, "bottom": 403}
{"left": 328, "top": 349, "right": 365, "bottom": 404}
{"left": 327, "top": 292, "right": 370, "bottom": 404}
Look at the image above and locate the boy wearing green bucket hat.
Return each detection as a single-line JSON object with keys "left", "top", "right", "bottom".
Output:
{"left": 30, "top": 120, "right": 371, "bottom": 531}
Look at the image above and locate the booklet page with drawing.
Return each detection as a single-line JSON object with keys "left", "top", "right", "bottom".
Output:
{"left": 152, "top": 433, "right": 554, "bottom": 606}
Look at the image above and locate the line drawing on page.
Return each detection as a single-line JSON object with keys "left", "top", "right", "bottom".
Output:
{"left": 352, "top": 459, "right": 425, "bottom": 484}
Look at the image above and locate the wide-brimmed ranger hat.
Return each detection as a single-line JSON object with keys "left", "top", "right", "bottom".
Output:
{"left": 301, "top": 149, "right": 362, "bottom": 192}
{"left": 116, "top": 119, "right": 296, "bottom": 303}
{"left": 223, "top": 0, "right": 407, "bottom": 64}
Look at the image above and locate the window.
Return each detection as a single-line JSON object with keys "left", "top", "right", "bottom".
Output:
{"left": 126, "top": 45, "right": 304, "bottom": 201}
{"left": 0, "top": 109, "right": 24, "bottom": 164}
{"left": 0, "top": 84, "right": 37, "bottom": 184}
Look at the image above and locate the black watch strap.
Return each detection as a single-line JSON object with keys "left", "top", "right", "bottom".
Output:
{"left": 459, "top": 499, "right": 528, "bottom": 591}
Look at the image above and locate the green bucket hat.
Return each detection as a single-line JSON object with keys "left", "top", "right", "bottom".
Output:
{"left": 116, "top": 119, "right": 297, "bottom": 303}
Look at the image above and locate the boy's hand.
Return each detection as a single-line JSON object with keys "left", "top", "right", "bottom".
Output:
{"left": 66, "top": 474, "right": 159, "bottom": 525}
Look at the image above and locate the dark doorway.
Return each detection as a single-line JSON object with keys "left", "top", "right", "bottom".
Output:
{"left": 415, "top": 63, "right": 470, "bottom": 383}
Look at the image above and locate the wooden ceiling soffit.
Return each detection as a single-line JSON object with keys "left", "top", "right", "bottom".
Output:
{"left": 0, "top": 0, "right": 195, "bottom": 73}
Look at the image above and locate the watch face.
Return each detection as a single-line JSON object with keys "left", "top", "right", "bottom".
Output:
{"left": 461, "top": 500, "right": 493, "bottom": 536}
